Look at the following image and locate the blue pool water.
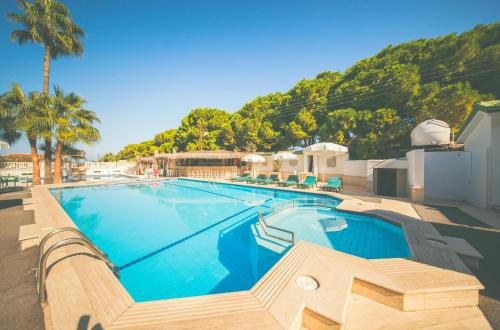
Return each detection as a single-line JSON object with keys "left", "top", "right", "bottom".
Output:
{"left": 51, "top": 179, "right": 410, "bottom": 302}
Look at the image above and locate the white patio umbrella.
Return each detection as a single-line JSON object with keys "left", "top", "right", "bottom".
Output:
{"left": 272, "top": 151, "right": 297, "bottom": 161}
{"left": 303, "top": 142, "right": 348, "bottom": 182}
{"left": 241, "top": 154, "right": 266, "bottom": 178}
{"left": 0, "top": 140, "right": 10, "bottom": 150}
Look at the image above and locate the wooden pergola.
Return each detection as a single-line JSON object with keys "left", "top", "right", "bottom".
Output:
{"left": 137, "top": 150, "right": 252, "bottom": 177}
{"left": 156, "top": 150, "right": 249, "bottom": 160}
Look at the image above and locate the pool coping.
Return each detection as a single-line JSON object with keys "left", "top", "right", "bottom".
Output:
{"left": 29, "top": 178, "right": 486, "bottom": 329}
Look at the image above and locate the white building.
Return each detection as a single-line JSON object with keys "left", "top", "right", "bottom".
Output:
{"left": 456, "top": 100, "right": 500, "bottom": 209}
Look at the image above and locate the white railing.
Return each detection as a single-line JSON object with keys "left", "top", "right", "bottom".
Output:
{"left": 0, "top": 162, "right": 33, "bottom": 171}
{"left": 0, "top": 161, "right": 136, "bottom": 176}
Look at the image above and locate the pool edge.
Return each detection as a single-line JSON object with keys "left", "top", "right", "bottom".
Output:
{"left": 29, "top": 179, "right": 485, "bottom": 329}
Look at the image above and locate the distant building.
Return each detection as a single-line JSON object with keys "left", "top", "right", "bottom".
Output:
{"left": 0, "top": 153, "right": 45, "bottom": 162}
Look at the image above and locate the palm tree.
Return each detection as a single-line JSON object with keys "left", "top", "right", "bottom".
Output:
{"left": 0, "top": 83, "right": 51, "bottom": 185}
{"left": 52, "top": 87, "right": 100, "bottom": 183}
{"left": 0, "top": 92, "right": 22, "bottom": 145}
{"left": 8, "top": 0, "right": 85, "bottom": 182}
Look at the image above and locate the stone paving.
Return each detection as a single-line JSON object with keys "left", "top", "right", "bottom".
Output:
{"left": 0, "top": 191, "right": 44, "bottom": 330}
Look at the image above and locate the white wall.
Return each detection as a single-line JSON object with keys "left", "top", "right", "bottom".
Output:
{"left": 279, "top": 155, "right": 305, "bottom": 173}
{"left": 316, "top": 153, "right": 347, "bottom": 175}
{"left": 254, "top": 155, "right": 274, "bottom": 172}
{"left": 407, "top": 149, "right": 425, "bottom": 188}
{"left": 490, "top": 113, "right": 500, "bottom": 207}
{"left": 424, "top": 151, "right": 468, "bottom": 201}
{"left": 344, "top": 160, "right": 367, "bottom": 177}
{"left": 464, "top": 115, "right": 491, "bottom": 208}
{"left": 256, "top": 154, "right": 348, "bottom": 177}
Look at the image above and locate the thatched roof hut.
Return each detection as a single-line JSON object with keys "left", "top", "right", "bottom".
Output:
{"left": 156, "top": 150, "right": 249, "bottom": 160}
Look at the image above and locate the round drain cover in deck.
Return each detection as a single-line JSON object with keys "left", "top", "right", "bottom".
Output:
{"left": 295, "top": 275, "right": 319, "bottom": 291}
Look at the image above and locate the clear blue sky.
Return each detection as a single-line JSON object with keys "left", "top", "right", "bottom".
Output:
{"left": 1, "top": 0, "right": 499, "bottom": 159}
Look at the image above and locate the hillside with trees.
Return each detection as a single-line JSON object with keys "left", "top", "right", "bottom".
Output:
{"left": 103, "top": 23, "right": 499, "bottom": 161}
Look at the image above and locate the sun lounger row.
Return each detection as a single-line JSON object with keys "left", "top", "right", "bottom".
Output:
{"left": 0, "top": 175, "right": 31, "bottom": 189}
{"left": 231, "top": 174, "right": 322, "bottom": 189}
{"left": 231, "top": 173, "right": 343, "bottom": 191}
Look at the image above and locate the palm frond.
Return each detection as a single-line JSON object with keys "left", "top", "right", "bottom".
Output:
{"left": 9, "top": 0, "right": 85, "bottom": 57}
{"left": 51, "top": 88, "right": 101, "bottom": 147}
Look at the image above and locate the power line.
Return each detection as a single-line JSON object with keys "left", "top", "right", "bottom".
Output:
{"left": 268, "top": 60, "right": 499, "bottom": 116}
{"left": 314, "top": 53, "right": 465, "bottom": 97}
{"left": 274, "top": 65, "right": 500, "bottom": 120}
{"left": 242, "top": 62, "right": 495, "bottom": 121}
{"left": 263, "top": 66, "right": 500, "bottom": 122}
{"left": 270, "top": 59, "right": 499, "bottom": 115}
{"left": 239, "top": 56, "right": 464, "bottom": 113}
{"left": 259, "top": 64, "right": 498, "bottom": 122}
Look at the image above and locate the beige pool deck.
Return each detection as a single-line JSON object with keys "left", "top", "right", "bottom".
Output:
{"left": 24, "top": 178, "right": 492, "bottom": 329}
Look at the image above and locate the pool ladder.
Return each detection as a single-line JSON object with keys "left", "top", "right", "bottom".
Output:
{"left": 36, "top": 227, "right": 119, "bottom": 307}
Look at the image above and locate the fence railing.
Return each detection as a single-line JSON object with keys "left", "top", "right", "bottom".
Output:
{"left": 0, "top": 162, "right": 33, "bottom": 171}
{"left": 82, "top": 161, "right": 134, "bottom": 169}
{"left": 0, "top": 161, "right": 135, "bottom": 175}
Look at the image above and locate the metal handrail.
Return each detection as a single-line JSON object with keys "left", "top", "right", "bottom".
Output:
{"left": 257, "top": 216, "right": 295, "bottom": 245}
{"left": 37, "top": 227, "right": 87, "bottom": 275}
{"left": 257, "top": 197, "right": 338, "bottom": 246}
{"left": 36, "top": 228, "right": 118, "bottom": 306}
{"left": 37, "top": 227, "right": 115, "bottom": 276}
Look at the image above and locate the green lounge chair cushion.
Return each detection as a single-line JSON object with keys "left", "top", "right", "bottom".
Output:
{"left": 247, "top": 174, "right": 267, "bottom": 183}
{"left": 232, "top": 173, "right": 250, "bottom": 181}
{"left": 322, "top": 177, "right": 342, "bottom": 190}
{"left": 259, "top": 174, "right": 279, "bottom": 184}
{"left": 297, "top": 176, "right": 317, "bottom": 188}
{"left": 278, "top": 175, "right": 299, "bottom": 186}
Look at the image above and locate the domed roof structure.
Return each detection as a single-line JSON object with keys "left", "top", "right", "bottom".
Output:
{"left": 411, "top": 119, "right": 451, "bottom": 147}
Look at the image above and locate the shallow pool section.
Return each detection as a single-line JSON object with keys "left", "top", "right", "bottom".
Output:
{"left": 51, "top": 179, "right": 409, "bottom": 302}
{"left": 264, "top": 207, "right": 410, "bottom": 259}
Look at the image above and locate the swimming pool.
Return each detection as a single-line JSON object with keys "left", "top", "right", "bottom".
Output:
{"left": 51, "top": 179, "right": 410, "bottom": 302}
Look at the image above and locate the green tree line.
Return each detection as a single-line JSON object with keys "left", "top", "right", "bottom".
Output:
{"left": 105, "top": 23, "right": 498, "bottom": 161}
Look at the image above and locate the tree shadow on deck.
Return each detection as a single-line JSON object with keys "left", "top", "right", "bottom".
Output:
{"left": 413, "top": 203, "right": 500, "bottom": 328}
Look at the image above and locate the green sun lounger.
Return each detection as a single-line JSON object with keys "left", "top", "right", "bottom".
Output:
{"left": 296, "top": 175, "right": 317, "bottom": 189}
{"left": 246, "top": 174, "right": 267, "bottom": 184}
{"left": 258, "top": 174, "right": 279, "bottom": 185}
{"left": 278, "top": 174, "right": 299, "bottom": 187}
{"left": 321, "top": 177, "right": 343, "bottom": 192}
{"left": 0, "top": 176, "right": 18, "bottom": 189}
{"left": 18, "top": 176, "right": 32, "bottom": 187}
{"left": 231, "top": 173, "right": 251, "bottom": 182}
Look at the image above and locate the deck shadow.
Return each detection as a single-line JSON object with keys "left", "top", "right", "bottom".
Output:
{"left": 0, "top": 198, "right": 23, "bottom": 210}
{"left": 432, "top": 222, "right": 500, "bottom": 328}
{"left": 413, "top": 203, "right": 500, "bottom": 328}
{"left": 0, "top": 191, "right": 44, "bottom": 330}
{"left": 422, "top": 204, "right": 493, "bottom": 229}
